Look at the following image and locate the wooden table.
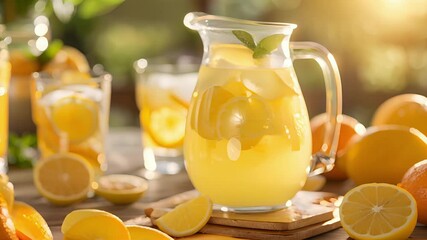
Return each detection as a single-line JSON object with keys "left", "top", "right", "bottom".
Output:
{"left": 8, "top": 127, "right": 427, "bottom": 239}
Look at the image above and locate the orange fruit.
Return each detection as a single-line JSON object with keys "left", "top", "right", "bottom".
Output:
{"left": 342, "top": 125, "right": 427, "bottom": 185}
{"left": 11, "top": 202, "right": 53, "bottom": 240}
{"left": 372, "top": 93, "right": 427, "bottom": 137}
{"left": 311, "top": 113, "right": 366, "bottom": 181}
{"left": 42, "top": 46, "right": 90, "bottom": 74}
{"left": 339, "top": 183, "right": 417, "bottom": 240}
{"left": 33, "top": 153, "right": 94, "bottom": 205}
{"left": 399, "top": 159, "right": 427, "bottom": 225}
{"left": 9, "top": 50, "right": 39, "bottom": 76}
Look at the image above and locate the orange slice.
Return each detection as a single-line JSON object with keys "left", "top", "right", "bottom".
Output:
{"left": 127, "top": 225, "right": 173, "bottom": 240}
{"left": 93, "top": 174, "right": 148, "bottom": 205}
{"left": 51, "top": 95, "right": 99, "bottom": 143}
{"left": 155, "top": 195, "right": 212, "bottom": 237}
{"left": 339, "top": 183, "right": 417, "bottom": 240}
{"left": 33, "top": 153, "right": 94, "bottom": 206}
{"left": 147, "top": 107, "right": 186, "bottom": 148}
{"left": 11, "top": 202, "right": 53, "bottom": 240}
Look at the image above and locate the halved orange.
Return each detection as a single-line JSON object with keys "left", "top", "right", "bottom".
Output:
{"left": 33, "top": 153, "right": 94, "bottom": 206}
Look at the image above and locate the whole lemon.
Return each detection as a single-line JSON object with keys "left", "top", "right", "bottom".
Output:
{"left": 372, "top": 93, "right": 427, "bottom": 136}
{"left": 342, "top": 125, "right": 427, "bottom": 185}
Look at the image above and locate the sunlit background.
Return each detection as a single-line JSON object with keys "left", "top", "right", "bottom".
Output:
{"left": 2, "top": 0, "right": 427, "bottom": 129}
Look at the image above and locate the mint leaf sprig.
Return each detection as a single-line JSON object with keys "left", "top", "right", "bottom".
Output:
{"left": 232, "top": 30, "right": 285, "bottom": 59}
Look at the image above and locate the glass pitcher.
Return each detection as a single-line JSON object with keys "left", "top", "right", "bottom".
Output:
{"left": 183, "top": 12, "right": 342, "bottom": 212}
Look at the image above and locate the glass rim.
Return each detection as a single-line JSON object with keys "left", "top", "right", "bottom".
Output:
{"left": 184, "top": 12, "right": 297, "bottom": 32}
{"left": 133, "top": 58, "right": 200, "bottom": 74}
{"left": 33, "top": 70, "right": 112, "bottom": 85}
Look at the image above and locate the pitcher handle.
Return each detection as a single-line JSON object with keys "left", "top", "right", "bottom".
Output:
{"left": 290, "top": 42, "right": 342, "bottom": 177}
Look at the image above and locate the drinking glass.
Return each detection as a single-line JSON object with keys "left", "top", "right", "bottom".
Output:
{"left": 32, "top": 71, "right": 111, "bottom": 176}
{"left": 134, "top": 58, "right": 198, "bottom": 176}
{"left": 0, "top": 31, "right": 11, "bottom": 174}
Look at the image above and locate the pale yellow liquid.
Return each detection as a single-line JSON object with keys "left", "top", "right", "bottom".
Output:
{"left": 0, "top": 61, "right": 11, "bottom": 158}
{"left": 34, "top": 84, "right": 105, "bottom": 175}
{"left": 136, "top": 85, "right": 188, "bottom": 151}
{"left": 184, "top": 65, "right": 312, "bottom": 208}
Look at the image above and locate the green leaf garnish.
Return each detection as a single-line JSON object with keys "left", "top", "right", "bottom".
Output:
{"left": 232, "top": 30, "right": 285, "bottom": 59}
{"left": 77, "top": 0, "right": 125, "bottom": 19}
{"left": 232, "top": 30, "right": 256, "bottom": 50}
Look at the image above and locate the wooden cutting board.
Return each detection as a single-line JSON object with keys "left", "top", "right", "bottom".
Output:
{"left": 145, "top": 191, "right": 342, "bottom": 240}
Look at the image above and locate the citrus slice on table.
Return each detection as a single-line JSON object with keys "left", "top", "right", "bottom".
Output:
{"left": 11, "top": 202, "right": 53, "bottom": 240}
{"left": 126, "top": 225, "right": 173, "bottom": 240}
{"left": 155, "top": 195, "right": 212, "bottom": 237}
{"left": 147, "top": 107, "right": 186, "bottom": 148}
{"left": 93, "top": 174, "right": 148, "bottom": 205}
{"left": 339, "top": 183, "right": 417, "bottom": 240}
{"left": 61, "top": 209, "right": 130, "bottom": 240}
{"left": 50, "top": 95, "right": 99, "bottom": 143}
{"left": 33, "top": 153, "right": 94, "bottom": 206}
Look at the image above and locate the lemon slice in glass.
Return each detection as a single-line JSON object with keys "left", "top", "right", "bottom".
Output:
{"left": 93, "top": 174, "right": 148, "bottom": 205}
{"left": 148, "top": 107, "right": 186, "bottom": 148}
{"left": 51, "top": 95, "right": 99, "bottom": 143}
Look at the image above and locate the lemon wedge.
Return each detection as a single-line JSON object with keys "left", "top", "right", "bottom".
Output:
{"left": 155, "top": 195, "right": 212, "bottom": 237}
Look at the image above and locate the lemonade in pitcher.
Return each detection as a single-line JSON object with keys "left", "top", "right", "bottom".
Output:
{"left": 184, "top": 12, "right": 342, "bottom": 212}
{"left": 185, "top": 44, "right": 312, "bottom": 208}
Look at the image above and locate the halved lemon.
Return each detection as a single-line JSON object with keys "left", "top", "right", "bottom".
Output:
{"left": 155, "top": 195, "right": 212, "bottom": 237}
{"left": 147, "top": 107, "right": 186, "bottom": 148}
{"left": 62, "top": 209, "right": 130, "bottom": 240}
{"left": 339, "top": 183, "right": 417, "bottom": 240}
{"left": 50, "top": 95, "right": 99, "bottom": 143}
{"left": 33, "top": 153, "right": 94, "bottom": 206}
{"left": 127, "top": 225, "right": 173, "bottom": 240}
{"left": 93, "top": 174, "right": 148, "bottom": 205}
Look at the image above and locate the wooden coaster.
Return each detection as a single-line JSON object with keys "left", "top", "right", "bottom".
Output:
{"left": 209, "top": 191, "right": 341, "bottom": 230}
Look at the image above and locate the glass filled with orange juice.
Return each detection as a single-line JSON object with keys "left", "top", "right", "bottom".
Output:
{"left": 184, "top": 12, "right": 342, "bottom": 212}
{"left": 0, "top": 32, "right": 11, "bottom": 173}
{"left": 32, "top": 71, "right": 111, "bottom": 176}
{"left": 134, "top": 58, "right": 198, "bottom": 176}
